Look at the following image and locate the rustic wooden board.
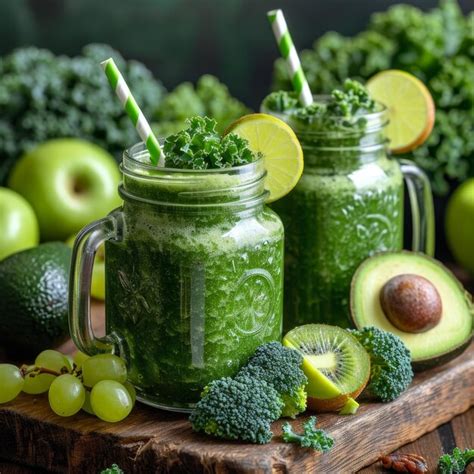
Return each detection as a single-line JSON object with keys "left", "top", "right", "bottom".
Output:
{"left": 0, "top": 340, "right": 472, "bottom": 473}
{"left": 359, "top": 408, "right": 474, "bottom": 474}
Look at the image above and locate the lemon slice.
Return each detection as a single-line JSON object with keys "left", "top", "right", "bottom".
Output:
{"left": 366, "top": 70, "right": 435, "bottom": 154}
{"left": 225, "top": 113, "right": 303, "bottom": 202}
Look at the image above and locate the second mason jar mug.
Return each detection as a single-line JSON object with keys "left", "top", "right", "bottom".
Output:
{"left": 69, "top": 143, "right": 284, "bottom": 411}
{"left": 263, "top": 99, "right": 435, "bottom": 330}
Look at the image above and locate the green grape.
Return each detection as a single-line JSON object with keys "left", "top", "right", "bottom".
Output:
{"left": 82, "top": 354, "right": 127, "bottom": 387}
{"left": 90, "top": 380, "right": 133, "bottom": 422}
{"left": 73, "top": 351, "right": 90, "bottom": 369}
{"left": 65, "top": 355, "right": 74, "bottom": 369}
{"left": 23, "top": 350, "right": 70, "bottom": 394}
{"left": 23, "top": 366, "right": 55, "bottom": 394}
{"left": 82, "top": 390, "right": 95, "bottom": 415}
{"left": 0, "top": 364, "right": 24, "bottom": 403}
{"left": 123, "top": 381, "right": 136, "bottom": 406}
{"left": 48, "top": 374, "right": 85, "bottom": 417}
{"left": 36, "top": 349, "right": 72, "bottom": 373}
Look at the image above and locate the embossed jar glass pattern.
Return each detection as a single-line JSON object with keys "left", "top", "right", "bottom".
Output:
{"left": 69, "top": 143, "right": 284, "bottom": 411}
{"left": 264, "top": 102, "right": 434, "bottom": 330}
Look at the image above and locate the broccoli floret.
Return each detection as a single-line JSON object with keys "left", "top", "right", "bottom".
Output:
{"left": 238, "top": 342, "right": 308, "bottom": 418}
{"left": 438, "top": 447, "right": 474, "bottom": 474}
{"left": 349, "top": 326, "right": 413, "bottom": 402}
{"left": 282, "top": 416, "right": 334, "bottom": 452}
{"left": 189, "top": 374, "right": 284, "bottom": 444}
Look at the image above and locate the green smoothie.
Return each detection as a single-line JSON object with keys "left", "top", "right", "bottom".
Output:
{"left": 105, "top": 120, "right": 284, "bottom": 410}
{"left": 262, "top": 81, "right": 404, "bottom": 329}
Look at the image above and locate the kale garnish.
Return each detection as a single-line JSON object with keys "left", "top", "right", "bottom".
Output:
{"left": 163, "top": 116, "right": 256, "bottom": 170}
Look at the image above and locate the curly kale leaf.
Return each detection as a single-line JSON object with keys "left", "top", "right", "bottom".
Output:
{"left": 0, "top": 44, "right": 165, "bottom": 183}
{"left": 154, "top": 75, "right": 250, "bottom": 136}
{"left": 461, "top": 12, "right": 474, "bottom": 58}
{"left": 282, "top": 416, "right": 334, "bottom": 452}
{"left": 429, "top": 55, "right": 474, "bottom": 110}
{"left": 438, "top": 447, "right": 474, "bottom": 474}
{"left": 264, "top": 80, "right": 376, "bottom": 136}
{"left": 369, "top": 3, "right": 453, "bottom": 78}
{"left": 262, "top": 90, "right": 300, "bottom": 113}
{"left": 410, "top": 55, "right": 474, "bottom": 194}
{"left": 326, "top": 79, "right": 376, "bottom": 117}
{"left": 163, "top": 116, "right": 256, "bottom": 169}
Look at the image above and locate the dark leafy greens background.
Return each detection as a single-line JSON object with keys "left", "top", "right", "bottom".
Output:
{"left": 0, "top": 0, "right": 472, "bottom": 261}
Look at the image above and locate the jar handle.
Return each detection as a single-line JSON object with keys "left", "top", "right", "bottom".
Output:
{"left": 400, "top": 159, "right": 435, "bottom": 256}
{"left": 68, "top": 209, "right": 122, "bottom": 356}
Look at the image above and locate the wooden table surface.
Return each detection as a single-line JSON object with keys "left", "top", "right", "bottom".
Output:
{"left": 1, "top": 265, "right": 472, "bottom": 474}
{"left": 0, "top": 409, "right": 472, "bottom": 473}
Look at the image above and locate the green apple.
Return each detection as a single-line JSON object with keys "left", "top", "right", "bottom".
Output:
{"left": 8, "top": 139, "right": 122, "bottom": 241}
{"left": 0, "top": 187, "right": 39, "bottom": 260}
{"left": 66, "top": 234, "right": 105, "bottom": 300}
{"left": 446, "top": 178, "right": 474, "bottom": 274}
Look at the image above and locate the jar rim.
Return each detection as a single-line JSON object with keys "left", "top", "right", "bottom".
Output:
{"left": 123, "top": 142, "right": 264, "bottom": 175}
{"left": 261, "top": 95, "right": 389, "bottom": 137}
{"left": 262, "top": 94, "right": 388, "bottom": 118}
{"left": 120, "top": 142, "right": 268, "bottom": 209}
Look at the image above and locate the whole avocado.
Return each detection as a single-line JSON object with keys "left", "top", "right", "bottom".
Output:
{"left": 0, "top": 242, "right": 71, "bottom": 354}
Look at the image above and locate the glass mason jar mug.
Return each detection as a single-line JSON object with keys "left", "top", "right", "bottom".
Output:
{"left": 69, "top": 144, "right": 284, "bottom": 411}
{"left": 263, "top": 100, "right": 435, "bottom": 330}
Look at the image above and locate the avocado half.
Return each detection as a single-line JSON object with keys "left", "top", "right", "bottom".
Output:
{"left": 350, "top": 251, "right": 473, "bottom": 371}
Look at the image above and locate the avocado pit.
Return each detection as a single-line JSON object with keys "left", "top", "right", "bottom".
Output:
{"left": 380, "top": 273, "right": 442, "bottom": 333}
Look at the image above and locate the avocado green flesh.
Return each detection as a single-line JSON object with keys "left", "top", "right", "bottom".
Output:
{"left": 351, "top": 252, "right": 473, "bottom": 363}
{"left": 0, "top": 242, "right": 71, "bottom": 354}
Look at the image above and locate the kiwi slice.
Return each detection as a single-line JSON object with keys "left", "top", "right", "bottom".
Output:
{"left": 283, "top": 324, "right": 370, "bottom": 412}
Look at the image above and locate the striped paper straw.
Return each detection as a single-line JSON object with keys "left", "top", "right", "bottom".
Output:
{"left": 267, "top": 9, "right": 313, "bottom": 106}
{"left": 101, "top": 58, "right": 164, "bottom": 166}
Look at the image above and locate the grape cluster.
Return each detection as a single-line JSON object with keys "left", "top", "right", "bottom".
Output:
{"left": 0, "top": 350, "right": 135, "bottom": 422}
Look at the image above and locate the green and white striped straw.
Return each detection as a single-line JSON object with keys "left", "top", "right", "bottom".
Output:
{"left": 101, "top": 58, "right": 164, "bottom": 166}
{"left": 267, "top": 9, "right": 313, "bottom": 107}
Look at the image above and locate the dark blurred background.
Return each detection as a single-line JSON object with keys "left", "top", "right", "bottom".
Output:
{"left": 1, "top": 0, "right": 472, "bottom": 108}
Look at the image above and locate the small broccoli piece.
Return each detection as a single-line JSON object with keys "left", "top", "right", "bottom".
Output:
{"left": 189, "top": 374, "right": 284, "bottom": 444}
{"left": 282, "top": 416, "right": 334, "bottom": 452}
{"left": 438, "top": 447, "right": 474, "bottom": 474}
{"left": 100, "top": 464, "right": 123, "bottom": 474}
{"left": 238, "top": 341, "right": 308, "bottom": 418}
{"left": 349, "top": 326, "right": 413, "bottom": 402}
